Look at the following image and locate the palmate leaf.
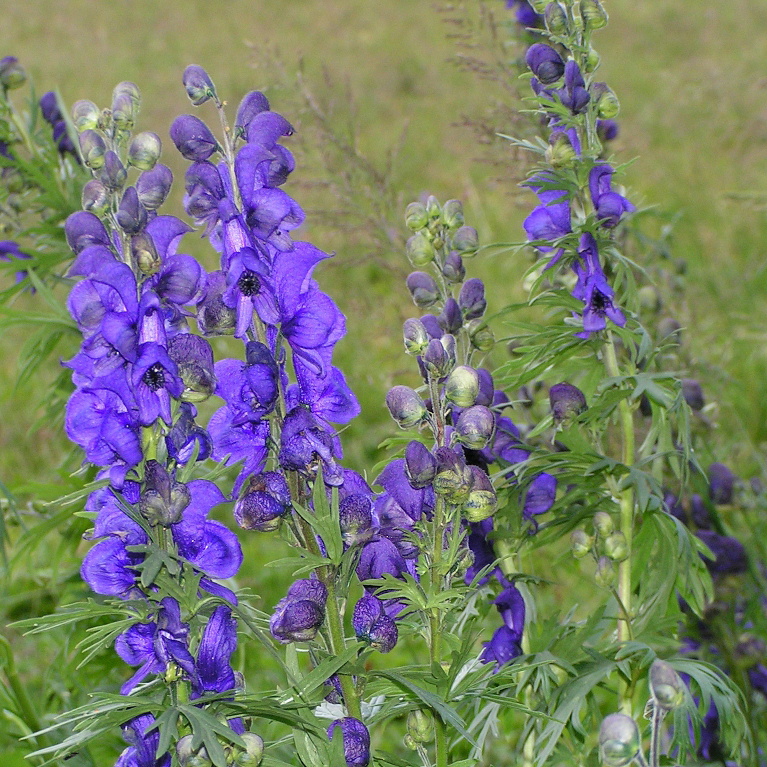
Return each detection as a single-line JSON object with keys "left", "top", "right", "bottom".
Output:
{"left": 278, "top": 642, "right": 363, "bottom": 704}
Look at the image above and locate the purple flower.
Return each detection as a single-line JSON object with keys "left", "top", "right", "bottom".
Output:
{"left": 589, "top": 165, "right": 634, "bottom": 228}
{"left": 234, "top": 471, "right": 291, "bottom": 532}
{"left": 525, "top": 44, "right": 565, "bottom": 84}
{"left": 522, "top": 473, "right": 557, "bottom": 522}
{"left": 559, "top": 61, "right": 590, "bottom": 114}
{"left": 327, "top": 718, "right": 371, "bottom": 767}
{"left": 278, "top": 406, "right": 343, "bottom": 485}
{"left": 170, "top": 114, "right": 218, "bottom": 161}
{"left": 696, "top": 530, "right": 747, "bottom": 575}
{"left": 572, "top": 232, "right": 626, "bottom": 337}
{"left": 130, "top": 341, "right": 184, "bottom": 425}
{"left": 481, "top": 625, "right": 523, "bottom": 669}
{"left": 222, "top": 246, "right": 279, "bottom": 337}
{"left": 193, "top": 606, "right": 238, "bottom": 697}
{"left": 270, "top": 578, "right": 328, "bottom": 643}
{"left": 115, "top": 714, "right": 171, "bottom": 767}
{"left": 523, "top": 174, "right": 571, "bottom": 266}
{"left": 494, "top": 584, "right": 525, "bottom": 641}
{"left": 352, "top": 594, "right": 398, "bottom": 653}
{"left": 165, "top": 402, "right": 212, "bottom": 463}
{"left": 708, "top": 462, "right": 736, "bottom": 505}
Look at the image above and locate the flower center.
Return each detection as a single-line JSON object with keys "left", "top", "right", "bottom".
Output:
{"left": 591, "top": 290, "right": 610, "bottom": 313}
{"left": 238, "top": 270, "right": 261, "bottom": 297}
{"left": 143, "top": 362, "right": 166, "bottom": 391}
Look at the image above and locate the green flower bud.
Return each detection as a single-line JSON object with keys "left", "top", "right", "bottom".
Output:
{"left": 469, "top": 322, "right": 494, "bottom": 351}
{"left": 445, "top": 365, "right": 480, "bottom": 408}
{"left": 456, "top": 405, "right": 495, "bottom": 450}
{"left": 386, "top": 385, "right": 427, "bottom": 429}
{"left": 407, "top": 710, "right": 435, "bottom": 744}
{"left": 111, "top": 91, "right": 136, "bottom": 131}
{"left": 0, "top": 57, "right": 26, "bottom": 90}
{"left": 79, "top": 129, "right": 107, "bottom": 169}
{"left": 406, "top": 232, "right": 435, "bottom": 267}
{"left": 591, "top": 82, "right": 620, "bottom": 119}
{"left": 131, "top": 232, "right": 161, "bottom": 276}
{"left": 595, "top": 555, "right": 615, "bottom": 587}
{"left": 637, "top": 285, "right": 661, "bottom": 312}
{"left": 233, "top": 733, "right": 265, "bottom": 766}
{"left": 544, "top": 3, "right": 568, "bottom": 35}
{"left": 405, "top": 201, "right": 428, "bottom": 231}
{"left": 463, "top": 466, "right": 497, "bottom": 523}
{"left": 81, "top": 179, "right": 110, "bottom": 215}
{"left": 433, "top": 468, "right": 473, "bottom": 505}
{"left": 546, "top": 132, "right": 577, "bottom": 169}
{"left": 183, "top": 65, "right": 217, "bottom": 106}
{"left": 425, "top": 195, "right": 441, "bottom": 223}
{"left": 593, "top": 511, "right": 614, "bottom": 537}
{"left": 604, "top": 531, "right": 628, "bottom": 562}
{"left": 403, "top": 317, "right": 429, "bottom": 355}
{"left": 452, "top": 225, "right": 479, "bottom": 255}
{"left": 529, "top": 0, "right": 547, "bottom": 11}
{"left": 598, "top": 713, "right": 640, "bottom": 767}
{"left": 442, "top": 199, "right": 464, "bottom": 230}
{"left": 72, "top": 99, "right": 100, "bottom": 131}
{"left": 404, "top": 734, "right": 418, "bottom": 750}
{"left": 580, "top": 0, "right": 608, "bottom": 30}
{"left": 127, "top": 131, "right": 162, "bottom": 170}
{"left": 97, "top": 107, "right": 113, "bottom": 133}
{"left": 649, "top": 659, "right": 685, "bottom": 711}
{"left": 113, "top": 80, "right": 141, "bottom": 109}
{"left": 570, "top": 529, "right": 592, "bottom": 559}
{"left": 584, "top": 48, "right": 601, "bottom": 73}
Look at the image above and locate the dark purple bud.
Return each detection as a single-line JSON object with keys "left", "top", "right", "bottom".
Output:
{"left": 99, "top": 150, "right": 127, "bottom": 191}
{"left": 456, "top": 405, "right": 495, "bottom": 450}
{"left": 689, "top": 494, "right": 711, "bottom": 529}
{"left": 356, "top": 537, "right": 408, "bottom": 582}
{"left": 136, "top": 163, "right": 173, "bottom": 211}
{"left": 406, "top": 271, "right": 439, "bottom": 308}
{"left": 452, "top": 225, "right": 479, "bottom": 255}
{"left": 327, "top": 718, "right": 371, "bottom": 767}
{"left": 597, "top": 119, "right": 619, "bottom": 142}
{"left": 681, "top": 378, "right": 704, "bottom": 411}
{"left": 386, "top": 385, "right": 427, "bottom": 429}
{"left": 525, "top": 43, "right": 565, "bottom": 84}
{"left": 39, "top": 91, "right": 61, "bottom": 124}
{"left": 475, "top": 369, "right": 495, "bottom": 406}
{"left": 197, "top": 270, "right": 236, "bottom": 336}
{"left": 234, "top": 471, "right": 291, "bottom": 532}
{"left": 549, "top": 382, "right": 587, "bottom": 424}
{"left": 168, "top": 334, "right": 216, "bottom": 402}
{"left": 709, "top": 463, "right": 736, "bottom": 505}
{"left": 81, "top": 179, "right": 109, "bottom": 215}
{"left": 270, "top": 579, "right": 327, "bottom": 642}
{"left": 166, "top": 402, "right": 212, "bottom": 464}
{"left": 442, "top": 251, "right": 465, "bottom": 283}
{"left": 458, "top": 278, "right": 486, "bottom": 320}
{"left": 79, "top": 129, "right": 107, "bottom": 169}
{"left": 170, "top": 115, "right": 218, "bottom": 161}
{"left": 403, "top": 317, "right": 429, "bottom": 355}
{"left": 183, "top": 65, "right": 216, "bottom": 106}
{"left": 244, "top": 341, "right": 279, "bottom": 415}
{"left": 235, "top": 91, "right": 270, "bottom": 135}
{"left": 481, "top": 625, "right": 522, "bottom": 668}
{"left": 64, "top": 211, "right": 111, "bottom": 254}
{"left": 127, "top": 131, "right": 161, "bottom": 171}
{"left": 404, "top": 440, "right": 437, "bottom": 488}
{"left": 438, "top": 297, "right": 463, "bottom": 335}
{"left": 116, "top": 186, "right": 148, "bottom": 234}
{"left": 696, "top": 530, "right": 747, "bottom": 575}
{"left": 422, "top": 338, "right": 453, "bottom": 378}
{"left": 352, "top": 594, "right": 398, "bottom": 653}
{"left": 0, "top": 57, "right": 26, "bottom": 89}
{"left": 339, "top": 494, "right": 374, "bottom": 546}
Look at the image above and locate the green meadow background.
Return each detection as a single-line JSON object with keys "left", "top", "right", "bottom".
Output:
{"left": 2, "top": 0, "right": 767, "bottom": 763}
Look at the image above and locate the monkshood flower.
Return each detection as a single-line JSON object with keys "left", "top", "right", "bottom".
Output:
{"left": 523, "top": 173, "right": 571, "bottom": 267}
{"left": 278, "top": 405, "right": 344, "bottom": 486}
{"left": 525, "top": 44, "right": 565, "bottom": 85}
{"left": 559, "top": 60, "right": 590, "bottom": 115}
{"left": 115, "top": 713, "right": 170, "bottom": 767}
{"left": 327, "top": 717, "right": 371, "bottom": 767}
{"left": 352, "top": 593, "right": 398, "bottom": 653}
{"left": 507, "top": 0, "right": 543, "bottom": 28}
{"left": 193, "top": 605, "right": 238, "bottom": 697}
{"left": 589, "top": 164, "right": 635, "bottom": 228}
{"left": 695, "top": 530, "right": 747, "bottom": 575}
{"left": 270, "top": 578, "right": 328, "bottom": 643}
{"left": 708, "top": 462, "right": 736, "bottom": 505}
{"left": 522, "top": 472, "right": 557, "bottom": 525}
{"left": 0, "top": 240, "right": 31, "bottom": 284}
{"left": 571, "top": 232, "right": 626, "bottom": 338}
{"left": 234, "top": 471, "right": 291, "bottom": 531}
{"left": 165, "top": 402, "right": 212, "bottom": 464}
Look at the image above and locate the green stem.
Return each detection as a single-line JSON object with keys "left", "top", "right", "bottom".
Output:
{"left": 649, "top": 702, "right": 665, "bottom": 767}
{"left": 603, "top": 333, "right": 635, "bottom": 714}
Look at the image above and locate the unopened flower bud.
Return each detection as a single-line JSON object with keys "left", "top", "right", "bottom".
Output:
{"left": 406, "top": 271, "right": 440, "bottom": 308}
{"left": 598, "top": 713, "right": 640, "bottom": 767}
{"left": 425, "top": 194, "right": 441, "bottom": 223}
{"left": 183, "top": 64, "right": 216, "bottom": 106}
{"left": 406, "top": 232, "right": 435, "bottom": 267}
{"left": 591, "top": 81, "right": 620, "bottom": 119}
{"left": 649, "top": 659, "right": 685, "bottom": 711}
{"left": 681, "top": 379, "right": 704, "bottom": 411}
{"left": 79, "top": 129, "right": 107, "bottom": 169}
{"left": 405, "top": 201, "right": 428, "bottom": 231}
{"left": 168, "top": 334, "right": 216, "bottom": 403}
{"left": 442, "top": 251, "right": 465, "bottom": 283}
{"left": 422, "top": 338, "right": 451, "bottom": 378}
{"left": 234, "top": 90, "right": 270, "bottom": 135}
{"left": 585, "top": 48, "right": 601, "bottom": 73}
{"left": 452, "top": 225, "right": 479, "bottom": 255}
{"left": 597, "top": 119, "right": 619, "bottom": 142}
{"left": 438, "top": 298, "right": 463, "bottom": 334}
{"left": 135, "top": 163, "right": 173, "bottom": 211}
{"left": 604, "top": 531, "right": 628, "bottom": 562}
{"left": 456, "top": 405, "right": 495, "bottom": 450}
{"left": 580, "top": 0, "right": 608, "bottom": 30}
{"left": 445, "top": 365, "right": 480, "bottom": 408}
{"left": 0, "top": 57, "right": 26, "bottom": 90}
{"left": 407, "top": 710, "right": 434, "bottom": 744}
{"left": 232, "top": 733, "right": 265, "bottom": 767}
{"left": 65, "top": 210, "right": 111, "bottom": 254}
{"left": 131, "top": 232, "right": 161, "bottom": 275}
{"left": 709, "top": 462, "right": 736, "bottom": 505}
{"left": 127, "top": 131, "right": 161, "bottom": 170}
{"left": 327, "top": 718, "right": 371, "bottom": 767}
{"left": 386, "top": 385, "right": 427, "bottom": 429}
{"left": 177, "top": 735, "right": 213, "bottom": 767}
{"left": 81, "top": 179, "right": 110, "bottom": 215}
{"left": 469, "top": 321, "right": 494, "bottom": 351}
{"left": 404, "top": 440, "right": 437, "bottom": 488}
{"left": 593, "top": 511, "right": 614, "bottom": 537}
{"left": 72, "top": 99, "right": 99, "bottom": 131}
{"left": 433, "top": 447, "right": 473, "bottom": 504}
{"left": 463, "top": 465, "right": 497, "bottom": 522}
{"left": 403, "top": 318, "right": 429, "bottom": 355}
{"left": 111, "top": 91, "right": 137, "bottom": 131}
{"left": 546, "top": 130, "right": 577, "bottom": 169}
{"left": 99, "top": 150, "right": 127, "bottom": 191}
{"left": 549, "top": 382, "right": 587, "bottom": 424}
{"left": 235, "top": 471, "right": 291, "bottom": 532}
{"left": 570, "top": 529, "right": 592, "bottom": 558}
{"left": 442, "top": 199, "right": 464, "bottom": 230}
{"left": 339, "top": 495, "right": 374, "bottom": 546}
{"left": 525, "top": 43, "right": 565, "bottom": 84}
{"left": 116, "top": 186, "right": 148, "bottom": 234}
{"left": 595, "top": 556, "right": 615, "bottom": 587}
{"left": 170, "top": 114, "right": 218, "bottom": 161}
{"left": 544, "top": 2, "right": 568, "bottom": 35}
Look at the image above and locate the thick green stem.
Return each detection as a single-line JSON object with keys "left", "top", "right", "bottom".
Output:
{"left": 649, "top": 703, "right": 665, "bottom": 767}
{"left": 603, "top": 333, "right": 635, "bottom": 714}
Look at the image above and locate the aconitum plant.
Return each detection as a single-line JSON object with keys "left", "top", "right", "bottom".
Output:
{"left": 2, "top": 2, "right": 765, "bottom": 766}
